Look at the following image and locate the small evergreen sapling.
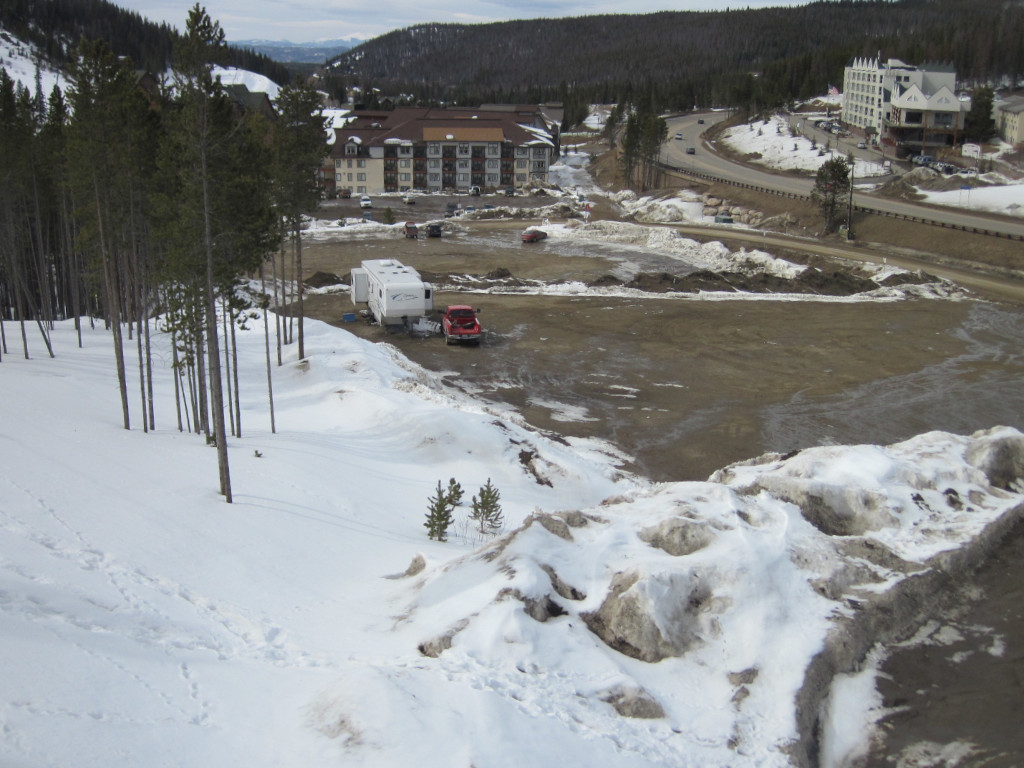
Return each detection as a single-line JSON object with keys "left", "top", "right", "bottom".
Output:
{"left": 470, "top": 479, "right": 504, "bottom": 535}
{"left": 425, "top": 480, "right": 455, "bottom": 541}
{"left": 445, "top": 477, "right": 464, "bottom": 508}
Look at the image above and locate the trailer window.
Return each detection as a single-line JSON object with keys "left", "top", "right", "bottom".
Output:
{"left": 424, "top": 289, "right": 431, "bottom": 299}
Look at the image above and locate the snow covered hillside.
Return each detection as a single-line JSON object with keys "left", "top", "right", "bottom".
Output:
{"left": 2, "top": 314, "right": 1022, "bottom": 768}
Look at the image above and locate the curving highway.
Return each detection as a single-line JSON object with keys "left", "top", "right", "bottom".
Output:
{"left": 662, "top": 112, "right": 1024, "bottom": 239}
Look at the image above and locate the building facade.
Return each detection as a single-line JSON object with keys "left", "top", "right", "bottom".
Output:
{"left": 843, "top": 57, "right": 970, "bottom": 157}
{"left": 994, "top": 96, "right": 1024, "bottom": 147}
{"left": 324, "top": 106, "right": 558, "bottom": 196}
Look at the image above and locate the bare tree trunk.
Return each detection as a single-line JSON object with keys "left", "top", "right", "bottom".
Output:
{"left": 259, "top": 265, "right": 276, "bottom": 434}
{"left": 263, "top": 303, "right": 276, "bottom": 434}
{"left": 230, "top": 304, "right": 241, "bottom": 438}
{"left": 136, "top": 312, "right": 147, "bottom": 433}
{"left": 272, "top": 246, "right": 282, "bottom": 365}
{"left": 295, "top": 219, "right": 305, "bottom": 360}
{"left": 222, "top": 300, "right": 236, "bottom": 438}
{"left": 171, "top": 329, "right": 184, "bottom": 432}
{"left": 93, "top": 180, "right": 131, "bottom": 429}
{"left": 145, "top": 312, "right": 155, "bottom": 430}
{"left": 200, "top": 149, "right": 232, "bottom": 501}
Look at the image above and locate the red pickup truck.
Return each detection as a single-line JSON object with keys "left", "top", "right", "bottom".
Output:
{"left": 441, "top": 305, "right": 482, "bottom": 345}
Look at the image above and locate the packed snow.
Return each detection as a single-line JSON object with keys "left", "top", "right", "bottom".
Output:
{"left": 2, "top": 305, "right": 1022, "bottom": 768}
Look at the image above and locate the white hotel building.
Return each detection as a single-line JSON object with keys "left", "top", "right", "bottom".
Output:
{"left": 843, "top": 56, "right": 970, "bottom": 157}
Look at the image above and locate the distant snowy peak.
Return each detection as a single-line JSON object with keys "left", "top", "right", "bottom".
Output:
{"left": 229, "top": 38, "right": 363, "bottom": 64}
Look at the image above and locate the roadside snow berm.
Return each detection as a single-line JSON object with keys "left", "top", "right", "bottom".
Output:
{"left": 355, "top": 427, "right": 1024, "bottom": 767}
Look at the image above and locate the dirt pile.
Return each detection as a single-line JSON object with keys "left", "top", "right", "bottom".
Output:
{"left": 590, "top": 267, "right": 881, "bottom": 296}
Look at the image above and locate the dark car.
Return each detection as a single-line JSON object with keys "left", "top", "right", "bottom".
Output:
{"left": 686, "top": 147, "right": 696, "bottom": 155}
{"left": 503, "top": 186, "right": 516, "bottom": 196}
{"left": 697, "top": 118, "right": 705, "bottom": 124}
{"left": 403, "top": 221, "right": 418, "bottom": 238}
{"left": 426, "top": 222, "right": 443, "bottom": 237}
{"left": 521, "top": 227, "right": 547, "bottom": 243}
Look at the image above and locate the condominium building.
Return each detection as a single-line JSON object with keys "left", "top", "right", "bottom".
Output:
{"left": 843, "top": 56, "right": 970, "bottom": 157}
{"left": 323, "top": 106, "right": 558, "bottom": 196}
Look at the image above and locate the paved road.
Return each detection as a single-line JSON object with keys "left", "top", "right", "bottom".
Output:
{"left": 662, "top": 112, "right": 1024, "bottom": 239}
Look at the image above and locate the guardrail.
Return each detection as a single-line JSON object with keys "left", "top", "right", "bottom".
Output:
{"left": 658, "top": 162, "right": 1024, "bottom": 242}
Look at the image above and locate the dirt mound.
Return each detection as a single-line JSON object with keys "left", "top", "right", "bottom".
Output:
{"left": 304, "top": 271, "right": 344, "bottom": 288}
{"left": 878, "top": 269, "right": 939, "bottom": 287}
{"left": 589, "top": 268, "right": 880, "bottom": 296}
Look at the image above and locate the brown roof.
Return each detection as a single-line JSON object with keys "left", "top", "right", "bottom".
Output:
{"left": 422, "top": 126, "right": 506, "bottom": 142}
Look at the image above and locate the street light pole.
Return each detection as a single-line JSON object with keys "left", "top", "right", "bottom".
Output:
{"left": 846, "top": 160, "right": 855, "bottom": 237}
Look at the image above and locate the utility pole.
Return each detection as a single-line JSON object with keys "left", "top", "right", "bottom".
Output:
{"left": 846, "top": 160, "right": 855, "bottom": 238}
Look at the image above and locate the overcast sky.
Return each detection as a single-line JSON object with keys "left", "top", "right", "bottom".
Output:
{"left": 112, "top": 0, "right": 812, "bottom": 44}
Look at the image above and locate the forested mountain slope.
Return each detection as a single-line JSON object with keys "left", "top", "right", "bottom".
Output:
{"left": 327, "top": 0, "right": 1024, "bottom": 109}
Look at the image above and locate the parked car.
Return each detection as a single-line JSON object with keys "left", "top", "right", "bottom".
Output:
{"left": 686, "top": 147, "right": 696, "bottom": 155}
{"left": 444, "top": 202, "right": 459, "bottom": 217}
{"left": 469, "top": 185, "right": 481, "bottom": 196}
{"left": 360, "top": 195, "right": 372, "bottom": 208}
{"left": 697, "top": 118, "right": 705, "bottom": 124}
{"left": 403, "top": 221, "right": 418, "bottom": 238}
{"left": 465, "top": 206, "right": 476, "bottom": 213}
{"left": 856, "top": 142, "right": 867, "bottom": 149}
{"left": 521, "top": 227, "right": 547, "bottom": 243}
{"left": 503, "top": 186, "right": 516, "bottom": 196}
{"left": 675, "top": 133, "right": 683, "bottom": 140}
{"left": 426, "top": 222, "right": 444, "bottom": 237}
{"left": 338, "top": 188, "right": 352, "bottom": 199}
{"left": 402, "top": 193, "right": 416, "bottom": 204}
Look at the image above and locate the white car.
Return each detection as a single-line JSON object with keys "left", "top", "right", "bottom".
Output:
{"left": 360, "top": 195, "right": 372, "bottom": 208}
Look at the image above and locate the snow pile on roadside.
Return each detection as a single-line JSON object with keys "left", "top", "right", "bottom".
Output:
{"left": 615, "top": 189, "right": 707, "bottom": 223}
{"left": 548, "top": 219, "right": 805, "bottom": 278}
{"left": 321, "top": 427, "right": 1024, "bottom": 767}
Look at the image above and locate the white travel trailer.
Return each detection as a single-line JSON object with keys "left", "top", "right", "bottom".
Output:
{"left": 349, "top": 259, "right": 435, "bottom": 326}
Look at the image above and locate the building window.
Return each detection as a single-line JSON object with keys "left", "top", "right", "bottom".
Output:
{"left": 345, "top": 143, "right": 357, "bottom": 155}
{"left": 516, "top": 159, "right": 527, "bottom": 168}
{"left": 429, "top": 159, "right": 440, "bottom": 169}
{"left": 427, "top": 144, "right": 441, "bottom": 156}
{"left": 457, "top": 173, "right": 469, "bottom": 182}
{"left": 357, "top": 159, "right": 366, "bottom": 168}
{"left": 357, "top": 173, "right": 366, "bottom": 181}
{"left": 400, "top": 173, "right": 411, "bottom": 181}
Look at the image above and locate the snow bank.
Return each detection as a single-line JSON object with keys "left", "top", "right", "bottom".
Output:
{"left": 328, "top": 428, "right": 1024, "bottom": 767}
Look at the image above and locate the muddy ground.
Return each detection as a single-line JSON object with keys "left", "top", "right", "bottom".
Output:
{"left": 296, "top": 186, "right": 1024, "bottom": 765}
